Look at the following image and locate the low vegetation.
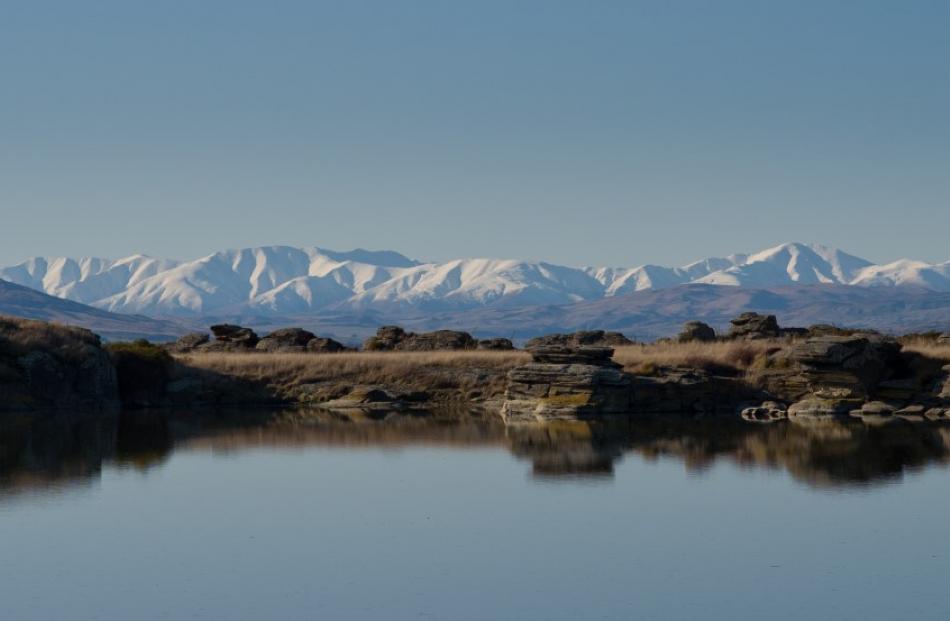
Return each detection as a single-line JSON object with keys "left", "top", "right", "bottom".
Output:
{"left": 107, "top": 339, "right": 174, "bottom": 403}
{"left": 176, "top": 350, "right": 532, "bottom": 402}
{"left": 0, "top": 316, "right": 100, "bottom": 361}
{"left": 613, "top": 340, "right": 776, "bottom": 377}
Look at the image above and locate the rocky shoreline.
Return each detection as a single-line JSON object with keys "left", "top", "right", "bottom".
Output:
{"left": 1, "top": 314, "right": 948, "bottom": 426}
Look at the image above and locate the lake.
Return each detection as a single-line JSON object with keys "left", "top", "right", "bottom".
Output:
{"left": 2, "top": 408, "right": 949, "bottom": 620}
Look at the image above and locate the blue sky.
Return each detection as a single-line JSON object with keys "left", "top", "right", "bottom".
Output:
{"left": 1, "top": 1, "right": 948, "bottom": 267}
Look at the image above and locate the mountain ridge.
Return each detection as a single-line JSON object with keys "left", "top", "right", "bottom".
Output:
{"left": 2, "top": 242, "right": 948, "bottom": 318}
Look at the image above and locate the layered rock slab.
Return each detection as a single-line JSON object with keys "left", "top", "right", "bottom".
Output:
{"left": 502, "top": 346, "right": 631, "bottom": 423}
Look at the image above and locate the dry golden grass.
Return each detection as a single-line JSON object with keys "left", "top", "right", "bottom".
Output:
{"left": 613, "top": 340, "right": 779, "bottom": 374}
{"left": 176, "top": 350, "right": 532, "bottom": 400}
{"left": 903, "top": 343, "right": 950, "bottom": 361}
{"left": 0, "top": 315, "right": 100, "bottom": 360}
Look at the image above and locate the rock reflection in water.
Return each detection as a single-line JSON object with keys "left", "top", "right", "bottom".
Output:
{"left": 2, "top": 408, "right": 950, "bottom": 498}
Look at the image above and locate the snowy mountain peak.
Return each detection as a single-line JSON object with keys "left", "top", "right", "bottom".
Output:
{"left": 1, "top": 243, "right": 947, "bottom": 317}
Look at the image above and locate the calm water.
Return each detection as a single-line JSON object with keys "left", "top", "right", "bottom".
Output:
{"left": 2, "top": 408, "right": 950, "bottom": 620}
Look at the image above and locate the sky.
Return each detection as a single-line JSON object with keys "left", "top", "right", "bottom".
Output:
{"left": 1, "top": 0, "right": 948, "bottom": 268}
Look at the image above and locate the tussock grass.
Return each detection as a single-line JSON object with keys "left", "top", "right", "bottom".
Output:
{"left": 613, "top": 341, "right": 778, "bottom": 375}
{"left": 176, "top": 350, "right": 532, "bottom": 400}
{"left": 0, "top": 315, "right": 100, "bottom": 361}
{"left": 903, "top": 343, "right": 950, "bottom": 362}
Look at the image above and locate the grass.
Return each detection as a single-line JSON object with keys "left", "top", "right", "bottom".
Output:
{"left": 0, "top": 316, "right": 100, "bottom": 362}
{"left": 176, "top": 350, "right": 532, "bottom": 401}
{"left": 612, "top": 340, "right": 778, "bottom": 375}
{"left": 902, "top": 342, "right": 950, "bottom": 362}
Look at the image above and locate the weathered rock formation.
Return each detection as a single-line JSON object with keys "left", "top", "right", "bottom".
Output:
{"left": 0, "top": 317, "right": 119, "bottom": 412}
{"left": 202, "top": 324, "right": 260, "bottom": 350}
{"left": 256, "top": 327, "right": 316, "bottom": 350}
{"left": 524, "top": 330, "right": 633, "bottom": 349}
{"left": 307, "top": 337, "right": 350, "bottom": 353}
{"left": 677, "top": 321, "right": 716, "bottom": 343}
{"left": 165, "top": 332, "right": 210, "bottom": 353}
{"left": 502, "top": 346, "right": 631, "bottom": 422}
{"left": 478, "top": 338, "right": 515, "bottom": 351}
{"left": 728, "top": 312, "right": 780, "bottom": 339}
{"left": 363, "top": 326, "right": 478, "bottom": 351}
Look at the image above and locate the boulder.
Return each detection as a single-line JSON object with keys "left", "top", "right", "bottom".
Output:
{"left": 478, "top": 338, "right": 515, "bottom": 351}
{"left": 167, "top": 332, "right": 210, "bottom": 353}
{"left": 767, "top": 335, "right": 902, "bottom": 401}
{"left": 728, "top": 312, "right": 780, "bottom": 339}
{"left": 307, "top": 337, "right": 350, "bottom": 353}
{"left": 256, "top": 328, "right": 316, "bottom": 352}
{"left": 524, "top": 330, "right": 633, "bottom": 349}
{"left": 529, "top": 345, "right": 617, "bottom": 366}
{"left": 209, "top": 324, "right": 259, "bottom": 348}
{"left": 788, "top": 397, "right": 860, "bottom": 420}
{"left": 677, "top": 321, "right": 715, "bottom": 343}
{"left": 362, "top": 326, "right": 477, "bottom": 351}
{"left": 502, "top": 346, "right": 631, "bottom": 422}
{"left": 398, "top": 330, "right": 477, "bottom": 351}
{"left": 848, "top": 401, "right": 897, "bottom": 420}
{"left": 363, "top": 325, "right": 407, "bottom": 350}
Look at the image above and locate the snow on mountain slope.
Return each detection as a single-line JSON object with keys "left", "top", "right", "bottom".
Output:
{"left": 851, "top": 259, "right": 950, "bottom": 290}
{"left": 696, "top": 243, "right": 873, "bottom": 287}
{"left": 0, "top": 255, "right": 180, "bottom": 304}
{"left": 2, "top": 242, "right": 947, "bottom": 317}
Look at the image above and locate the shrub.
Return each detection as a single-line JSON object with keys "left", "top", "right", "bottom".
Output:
{"left": 107, "top": 339, "right": 174, "bottom": 403}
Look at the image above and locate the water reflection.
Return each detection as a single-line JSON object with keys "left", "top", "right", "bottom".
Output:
{"left": 2, "top": 408, "right": 950, "bottom": 498}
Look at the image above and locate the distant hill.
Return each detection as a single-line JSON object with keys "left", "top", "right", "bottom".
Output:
{"left": 0, "top": 279, "right": 186, "bottom": 341}
{"left": 207, "top": 283, "right": 950, "bottom": 344}
{"left": 370, "top": 284, "right": 950, "bottom": 342}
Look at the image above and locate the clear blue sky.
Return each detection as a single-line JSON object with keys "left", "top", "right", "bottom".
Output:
{"left": 1, "top": 0, "right": 947, "bottom": 267}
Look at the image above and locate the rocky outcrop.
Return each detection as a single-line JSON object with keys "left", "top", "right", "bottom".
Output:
{"left": 206, "top": 324, "right": 260, "bottom": 350}
{"left": 728, "top": 312, "right": 780, "bottom": 339}
{"left": 256, "top": 328, "right": 317, "bottom": 352}
{"left": 502, "top": 346, "right": 631, "bottom": 422}
{"left": 939, "top": 333, "right": 950, "bottom": 345}
{"left": 307, "top": 337, "right": 350, "bottom": 353}
{"left": 630, "top": 367, "right": 762, "bottom": 415}
{"left": 166, "top": 332, "right": 210, "bottom": 353}
{"left": 0, "top": 317, "right": 119, "bottom": 412}
{"left": 677, "top": 321, "right": 715, "bottom": 343}
{"left": 478, "top": 338, "right": 515, "bottom": 351}
{"left": 769, "top": 335, "right": 902, "bottom": 401}
{"left": 363, "top": 326, "right": 477, "bottom": 351}
{"left": 524, "top": 330, "right": 633, "bottom": 349}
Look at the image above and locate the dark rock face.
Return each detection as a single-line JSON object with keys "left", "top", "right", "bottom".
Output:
{"left": 256, "top": 328, "right": 317, "bottom": 352}
{"left": 478, "top": 338, "right": 515, "bottom": 351}
{"left": 0, "top": 318, "right": 119, "bottom": 412}
{"left": 524, "top": 330, "right": 633, "bottom": 349}
{"left": 761, "top": 335, "right": 905, "bottom": 419}
{"left": 630, "top": 367, "right": 762, "bottom": 415}
{"left": 728, "top": 312, "right": 780, "bottom": 339}
{"left": 167, "top": 332, "right": 210, "bottom": 353}
{"left": 502, "top": 346, "right": 631, "bottom": 422}
{"left": 677, "top": 321, "right": 716, "bottom": 343}
{"left": 209, "top": 324, "right": 259, "bottom": 348}
{"left": 363, "top": 326, "right": 477, "bottom": 351}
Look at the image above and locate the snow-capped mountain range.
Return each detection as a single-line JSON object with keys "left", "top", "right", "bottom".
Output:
{"left": 1, "top": 243, "right": 948, "bottom": 317}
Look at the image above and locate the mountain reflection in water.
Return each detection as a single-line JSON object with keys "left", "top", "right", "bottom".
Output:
{"left": 2, "top": 408, "right": 950, "bottom": 499}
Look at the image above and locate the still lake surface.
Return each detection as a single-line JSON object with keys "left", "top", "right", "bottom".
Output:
{"left": 2, "top": 408, "right": 949, "bottom": 620}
